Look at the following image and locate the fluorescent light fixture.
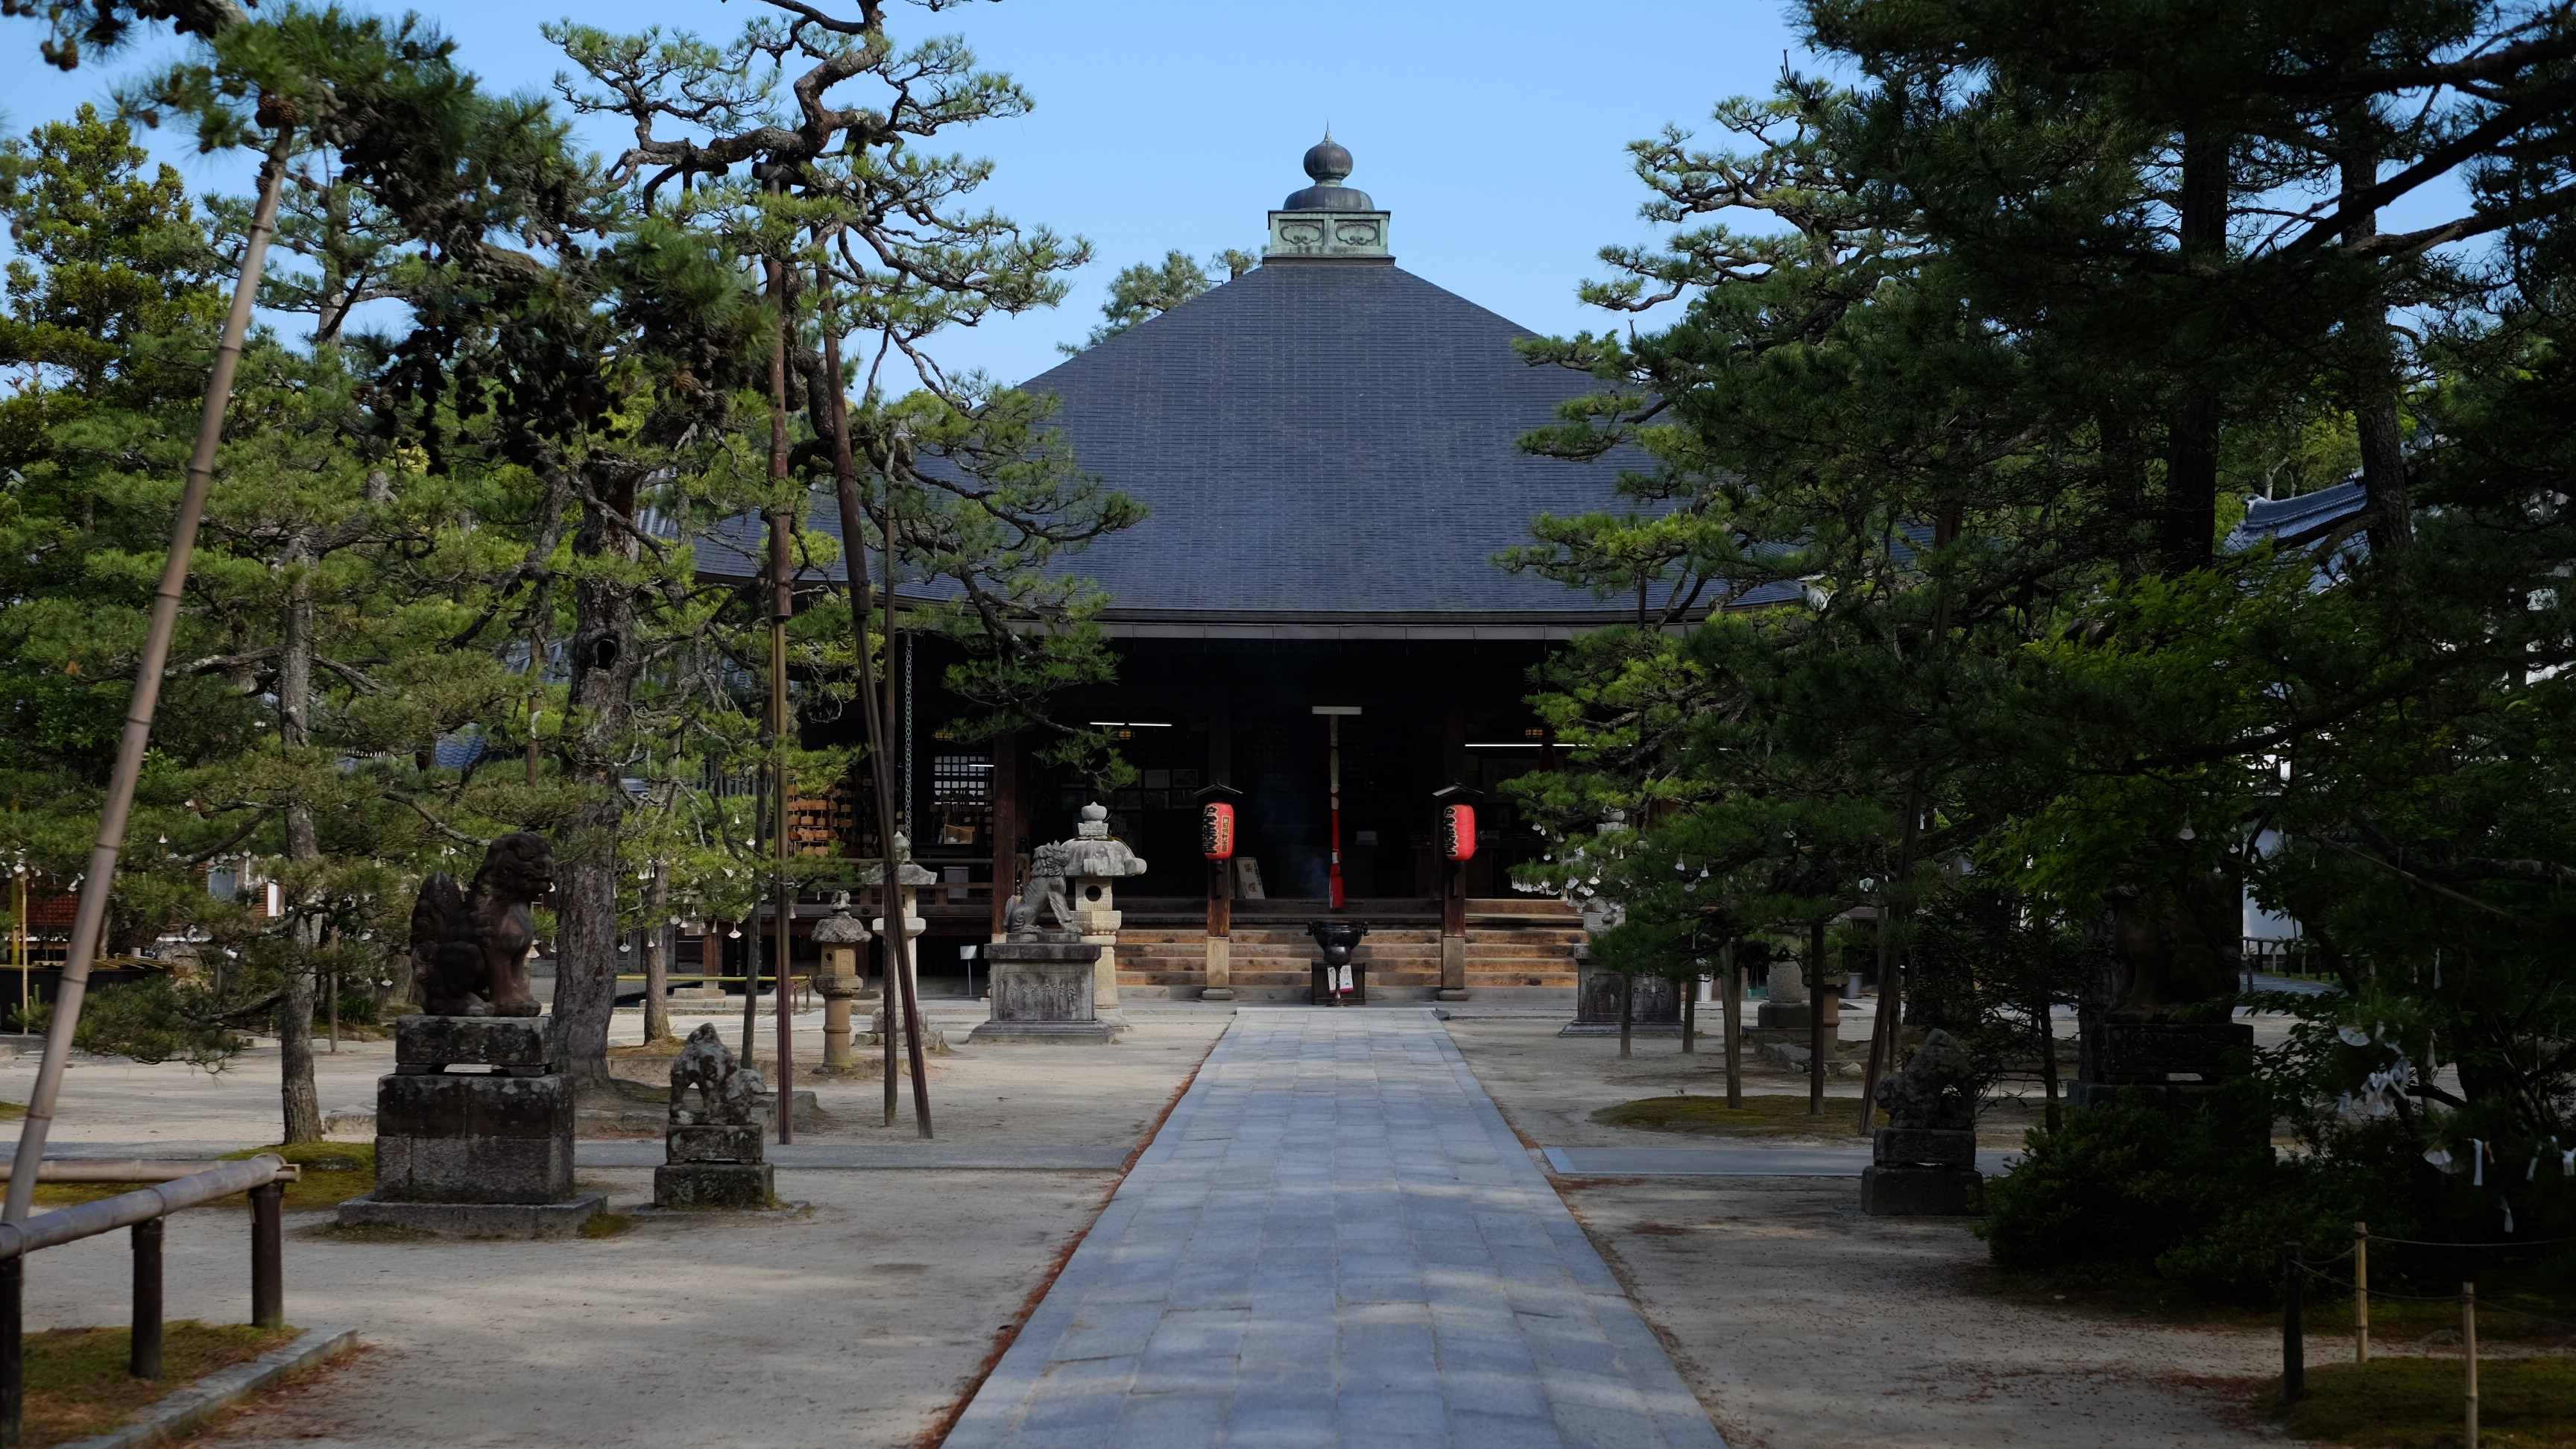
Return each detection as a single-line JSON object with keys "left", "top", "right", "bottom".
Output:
{"left": 1465, "top": 742, "right": 1544, "bottom": 748}
{"left": 1311, "top": 705, "right": 1363, "bottom": 716}
{"left": 1087, "top": 721, "right": 1172, "bottom": 728}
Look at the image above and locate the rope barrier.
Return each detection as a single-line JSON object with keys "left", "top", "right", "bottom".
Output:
{"left": 2296, "top": 1260, "right": 2576, "bottom": 1321}
{"left": 2367, "top": 1234, "right": 2576, "bottom": 1249}
{"left": 2478, "top": 1302, "right": 2576, "bottom": 1333}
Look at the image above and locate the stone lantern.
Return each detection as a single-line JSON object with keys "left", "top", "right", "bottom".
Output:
{"left": 1059, "top": 804, "right": 1147, "bottom": 1020}
{"left": 863, "top": 834, "right": 939, "bottom": 1043}
{"left": 809, "top": 896, "right": 872, "bottom": 1073}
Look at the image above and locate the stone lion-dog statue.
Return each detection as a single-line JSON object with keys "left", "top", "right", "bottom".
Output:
{"left": 669, "top": 1023, "right": 767, "bottom": 1126}
{"left": 408, "top": 831, "right": 556, "bottom": 1017}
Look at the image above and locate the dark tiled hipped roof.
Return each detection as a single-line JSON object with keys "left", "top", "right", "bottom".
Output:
{"left": 1010, "top": 259, "right": 1642, "bottom": 633}
{"left": 695, "top": 260, "right": 1655, "bottom": 637}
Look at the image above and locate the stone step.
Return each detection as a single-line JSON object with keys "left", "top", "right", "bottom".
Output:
{"left": 1106, "top": 913, "right": 1584, "bottom": 997}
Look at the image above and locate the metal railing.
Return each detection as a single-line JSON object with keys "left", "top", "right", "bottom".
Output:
{"left": 0, "top": 1154, "right": 297, "bottom": 1445}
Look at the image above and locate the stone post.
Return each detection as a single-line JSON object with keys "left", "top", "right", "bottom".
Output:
{"left": 810, "top": 899, "right": 871, "bottom": 1074}
{"left": 1061, "top": 803, "right": 1146, "bottom": 1027}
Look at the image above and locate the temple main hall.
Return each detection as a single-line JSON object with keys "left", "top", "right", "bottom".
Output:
{"left": 716, "top": 139, "right": 1647, "bottom": 1001}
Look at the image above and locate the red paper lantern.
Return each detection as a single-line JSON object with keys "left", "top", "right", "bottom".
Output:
{"left": 1200, "top": 801, "right": 1237, "bottom": 860}
{"left": 1442, "top": 804, "right": 1477, "bottom": 862}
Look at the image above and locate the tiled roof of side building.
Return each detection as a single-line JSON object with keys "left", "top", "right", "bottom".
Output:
{"left": 2226, "top": 481, "right": 2369, "bottom": 552}
{"left": 698, "top": 259, "right": 1659, "bottom": 628}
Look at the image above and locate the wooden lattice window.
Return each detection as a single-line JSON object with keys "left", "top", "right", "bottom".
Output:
{"left": 930, "top": 753, "right": 992, "bottom": 848}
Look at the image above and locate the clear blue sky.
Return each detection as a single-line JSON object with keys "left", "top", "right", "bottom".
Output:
{"left": 1, "top": 0, "right": 1808, "bottom": 385}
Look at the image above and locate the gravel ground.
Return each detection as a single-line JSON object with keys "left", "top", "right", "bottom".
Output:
{"left": 1445, "top": 1014, "right": 2302, "bottom": 1448}
{"left": 0, "top": 995, "right": 2361, "bottom": 1447}
{"left": 0, "top": 1004, "right": 1231, "bottom": 1449}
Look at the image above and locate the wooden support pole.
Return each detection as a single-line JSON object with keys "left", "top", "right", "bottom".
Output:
{"left": 2354, "top": 1222, "right": 2370, "bottom": 1363}
{"left": 821, "top": 308, "right": 929, "bottom": 1139}
{"left": 249, "top": 1181, "right": 283, "bottom": 1330}
{"left": 2281, "top": 1242, "right": 2305, "bottom": 1404}
{"left": 1325, "top": 714, "right": 1345, "bottom": 911}
{"left": 130, "top": 1219, "right": 162, "bottom": 1379}
{"left": 2, "top": 1255, "right": 20, "bottom": 1448}
{"left": 763, "top": 224, "right": 797, "bottom": 1149}
{"left": 2464, "top": 1281, "right": 2479, "bottom": 1449}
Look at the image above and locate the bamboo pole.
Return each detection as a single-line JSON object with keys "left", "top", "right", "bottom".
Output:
{"left": 2354, "top": 1222, "right": 2369, "bottom": 1363}
{"left": 3, "top": 128, "right": 291, "bottom": 1226}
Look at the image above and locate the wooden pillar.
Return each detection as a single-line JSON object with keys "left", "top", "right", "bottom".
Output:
{"left": 989, "top": 732, "right": 1017, "bottom": 942}
{"left": 1203, "top": 856, "right": 1234, "bottom": 1001}
{"left": 1433, "top": 781, "right": 1474, "bottom": 1002}
{"left": 1201, "top": 698, "right": 1236, "bottom": 1001}
{"left": 1208, "top": 692, "right": 1233, "bottom": 787}
{"left": 1205, "top": 699, "right": 1236, "bottom": 998}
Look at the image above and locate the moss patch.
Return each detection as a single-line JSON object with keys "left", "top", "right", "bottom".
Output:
{"left": 578, "top": 1210, "right": 637, "bottom": 1239}
{"left": 0, "top": 1099, "right": 26, "bottom": 1120}
{"left": 31, "top": 1142, "right": 376, "bottom": 1212}
{"left": 22, "top": 1321, "right": 295, "bottom": 1448}
{"left": 607, "top": 1037, "right": 688, "bottom": 1059}
{"left": 2273, "top": 1356, "right": 2576, "bottom": 1448}
{"left": 1593, "top": 1093, "right": 1885, "bottom": 1139}
{"left": 303, "top": 1219, "right": 430, "bottom": 1243}
{"left": 224, "top": 1140, "right": 376, "bottom": 1209}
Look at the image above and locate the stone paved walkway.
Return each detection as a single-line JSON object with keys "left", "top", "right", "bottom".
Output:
{"left": 943, "top": 1009, "right": 1726, "bottom": 1448}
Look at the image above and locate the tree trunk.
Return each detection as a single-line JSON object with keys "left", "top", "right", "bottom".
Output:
{"left": 552, "top": 461, "right": 644, "bottom": 1091}
{"left": 2036, "top": 985, "right": 2062, "bottom": 1133}
{"left": 2340, "top": 132, "right": 2415, "bottom": 558}
{"left": 2161, "top": 126, "right": 2230, "bottom": 574}
{"left": 1808, "top": 918, "right": 1828, "bottom": 1117}
{"left": 1617, "top": 971, "right": 1634, "bottom": 1059}
{"left": 274, "top": 528, "right": 324, "bottom": 1145}
{"left": 1722, "top": 944, "right": 1742, "bottom": 1108}
{"left": 1681, "top": 975, "right": 1696, "bottom": 1054}
{"left": 277, "top": 923, "right": 323, "bottom": 1145}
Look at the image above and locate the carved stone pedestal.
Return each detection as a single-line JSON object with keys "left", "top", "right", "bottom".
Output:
{"left": 969, "top": 942, "right": 1115, "bottom": 1044}
{"left": 654, "top": 1123, "right": 774, "bottom": 1210}
{"left": 338, "top": 1015, "right": 602, "bottom": 1237}
{"left": 1559, "top": 966, "right": 1682, "bottom": 1037}
{"left": 1861, "top": 1127, "right": 1983, "bottom": 1216}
